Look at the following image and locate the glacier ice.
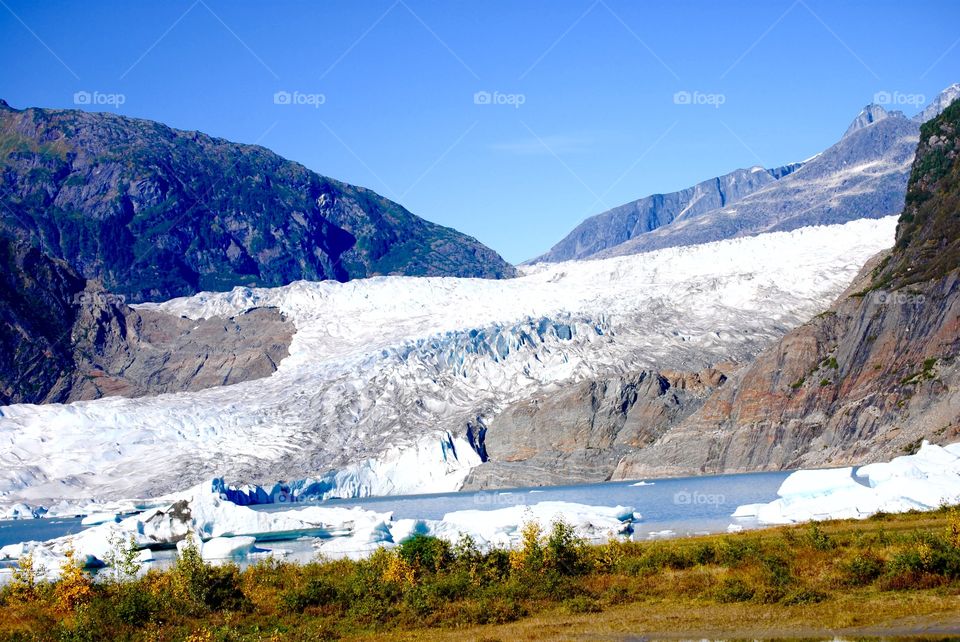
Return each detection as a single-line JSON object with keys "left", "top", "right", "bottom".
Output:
{"left": 734, "top": 441, "right": 960, "bottom": 524}
{"left": 0, "top": 217, "right": 899, "bottom": 508}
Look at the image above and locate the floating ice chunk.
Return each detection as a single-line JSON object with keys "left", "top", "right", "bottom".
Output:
{"left": 202, "top": 536, "right": 256, "bottom": 562}
{"left": 81, "top": 512, "right": 120, "bottom": 526}
{"left": 1, "top": 503, "right": 42, "bottom": 520}
{"left": 426, "top": 501, "right": 634, "bottom": 548}
{"left": 776, "top": 467, "right": 859, "bottom": 498}
{"left": 737, "top": 441, "right": 960, "bottom": 525}
{"left": 730, "top": 503, "right": 763, "bottom": 518}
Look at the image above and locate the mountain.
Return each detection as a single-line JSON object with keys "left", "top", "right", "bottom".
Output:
{"left": 0, "top": 233, "right": 293, "bottom": 405}
{"left": 535, "top": 85, "right": 957, "bottom": 263}
{"left": 0, "top": 101, "right": 514, "bottom": 303}
{"left": 530, "top": 163, "right": 802, "bottom": 263}
{"left": 613, "top": 96, "right": 960, "bottom": 479}
{"left": 593, "top": 107, "right": 920, "bottom": 258}
{"left": 913, "top": 82, "right": 960, "bottom": 124}
{"left": 842, "top": 103, "right": 896, "bottom": 138}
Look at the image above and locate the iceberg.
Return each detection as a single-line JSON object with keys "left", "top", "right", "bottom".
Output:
{"left": 734, "top": 441, "right": 960, "bottom": 524}
{"left": 0, "top": 480, "right": 636, "bottom": 578}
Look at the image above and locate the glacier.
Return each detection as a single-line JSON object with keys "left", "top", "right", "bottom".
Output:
{"left": 0, "top": 216, "right": 899, "bottom": 509}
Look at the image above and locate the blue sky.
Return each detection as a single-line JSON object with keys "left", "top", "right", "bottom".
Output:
{"left": 2, "top": 0, "right": 958, "bottom": 263}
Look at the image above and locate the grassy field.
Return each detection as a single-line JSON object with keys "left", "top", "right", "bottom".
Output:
{"left": 2, "top": 508, "right": 960, "bottom": 641}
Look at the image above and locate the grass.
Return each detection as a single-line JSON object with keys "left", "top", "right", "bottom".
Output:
{"left": 2, "top": 508, "right": 960, "bottom": 641}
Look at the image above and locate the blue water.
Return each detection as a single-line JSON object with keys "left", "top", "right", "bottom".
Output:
{"left": 0, "top": 516, "right": 87, "bottom": 548}
{"left": 0, "top": 470, "right": 791, "bottom": 549}
{"left": 253, "top": 470, "right": 791, "bottom": 539}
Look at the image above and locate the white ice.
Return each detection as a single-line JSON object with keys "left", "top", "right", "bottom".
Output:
{"left": 0, "top": 217, "right": 899, "bottom": 508}
{"left": 734, "top": 441, "right": 960, "bottom": 524}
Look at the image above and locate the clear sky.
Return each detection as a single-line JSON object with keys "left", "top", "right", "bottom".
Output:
{"left": 2, "top": 0, "right": 958, "bottom": 263}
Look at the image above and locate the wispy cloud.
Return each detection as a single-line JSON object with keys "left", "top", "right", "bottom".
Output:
{"left": 489, "top": 133, "right": 596, "bottom": 156}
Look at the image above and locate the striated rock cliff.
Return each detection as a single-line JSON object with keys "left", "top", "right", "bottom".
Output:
{"left": 614, "top": 97, "right": 960, "bottom": 479}
{"left": 462, "top": 368, "right": 728, "bottom": 488}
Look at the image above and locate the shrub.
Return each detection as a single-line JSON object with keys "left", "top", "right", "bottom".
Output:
{"left": 842, "top": 552, "right": 885, "bottom": 585}
{"left": 713, "top": 577, "right": 754, "bottom": 603}
{"left": 806, "top": 522, "right": 835, "bottom": 551}
{"left": 691, "top": 542, "right": 716, "bottom": 565}
{"left": 563, "top": 595, "right": 602, "bottom": 614}
{"left": 54, "top": 548, "right": 94, "bottom": 613}
{"left": 103, "top": 532, "right": 141, "bottom": 585}
{"left": 715, "top": 536, "right": 759, "bottom": 566}
{"left": 543, "top": 519, "right": 588, "bottom": 575}
{"left": 760, "top": 554, "right": 793, "bottom": 588}
{"left": 112, "top": 583, "right": 158, "bottom": 626}
{"left": 282, "top": 577, "right": 338, "bottom": 613}
{"left": 460, "top": 596, "right": 526, "bottom": 625}
{"left": 171, "top": 538, "right": 249, "bottom": 612}
{"left": 9, "top": 552, "right": 46, "bottom": 602}
{"left": 398, "top": 534, "right": 451, "bottom": 574}
{"left": 509, "top": 521, "right": 544, "bottom": 574}
{"left": 947, "top": 509, "right": 960, "bottom": 549}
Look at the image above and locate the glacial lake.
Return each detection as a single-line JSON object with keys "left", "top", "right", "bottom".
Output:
{"left": 0, "top": 470, "right": 792, "bottom": 549}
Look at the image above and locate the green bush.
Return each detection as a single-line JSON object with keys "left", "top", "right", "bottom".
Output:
{"left": 544, "top": 520, "right": 588, "bottom": 575}
{"left": 843, "top": 552, "right": 885, "bottom": 585}
{"left": 563, "top": 595, "right": 603, "bottom": 614}
{"left": 713, "top": 577, "right": 755, "bottom": 603}
{"left": 460, "top": 596, "right": 526, "bottom": 625}
{"left": 398, "top": 534, "right": 451, "bottom": 574}
{"left": 806, "top": 523, "right": 835, "bottom": 551}
{"left": 282, "top": 577, "right": 338, "bottom": 613}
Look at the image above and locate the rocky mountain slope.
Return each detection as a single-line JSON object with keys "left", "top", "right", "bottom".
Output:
{"left": 596, "top": 105, "right": 920, "bottom": 257}
{"left": 0, "top": 100, "right": 514, "bottom": 303}
{"left": 613, "top": 97, "right": 960, "bottom": 479}
{"left": 0, "top": 233, "right": 292, "bottom": 405}
{"left": 531, "top": 164, "right": 802, "bottom": 263}
{"left": 536, "top": 85, "right": 958, "bottom": 263}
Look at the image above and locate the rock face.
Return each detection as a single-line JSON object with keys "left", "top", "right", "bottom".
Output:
{"left": 613, "top": 97, "right": 960, "bottom": 479}
{"left": 462, "top": 368, "right": 728, "bottom": 488}
{"left": 531, "top": 165, "right": 801, "bottom": 263}
{"left": 0, "top": 102, "right": 514, "bottom": 303}
{"left": 0, "top": 234, "right": 293, "bottom": 405}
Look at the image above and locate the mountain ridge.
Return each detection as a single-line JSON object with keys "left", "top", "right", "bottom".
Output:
{"left": 0, "top": 101, "right": 515, "bottom": 303}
